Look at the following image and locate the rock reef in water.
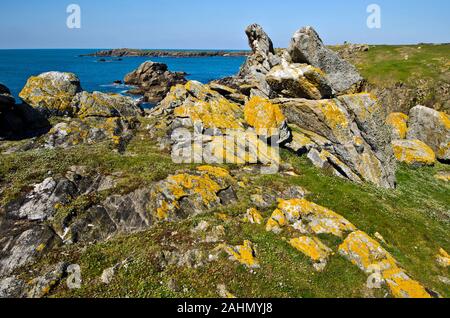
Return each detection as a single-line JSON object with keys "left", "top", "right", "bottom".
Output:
{"left": 124, "top": 61, "right": 187, "bottom": 103}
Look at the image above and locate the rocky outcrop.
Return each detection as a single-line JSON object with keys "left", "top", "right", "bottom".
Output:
{"left": 124, "top": 61, "right": 187, "bottom": 103}
{"left": 276, "top": 93, "right": 396, "bottom": 188}
{"left": 288, "top": 26, "right": 364, "bottom": 95}
{"left": 19, "top": 72, "right": 82, "bottom": 116}
{"left": 237, "top": 24, "right": 281, "bottom": 97}
{"left": 407, "top": 106, "right": 450, "bottom": 161}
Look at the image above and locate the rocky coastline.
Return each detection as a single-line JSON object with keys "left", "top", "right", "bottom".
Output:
{"left": 82, "top": 48, "right": 250, "bottom": 58}
{"left": 0, "top": 24, "right": 449, "bottom": 299}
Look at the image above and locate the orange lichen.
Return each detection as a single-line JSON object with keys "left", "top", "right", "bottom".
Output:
{"left": 316, "top": 100, "right": 349, "bottom": 129}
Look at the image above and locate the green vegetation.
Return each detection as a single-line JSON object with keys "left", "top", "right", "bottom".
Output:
{"left": 4, "top": 126, "right": 448, "bottom": 298}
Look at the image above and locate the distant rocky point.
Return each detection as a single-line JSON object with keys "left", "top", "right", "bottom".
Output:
{"left": 82, "top": 49, "right": 250, "bottom": 58}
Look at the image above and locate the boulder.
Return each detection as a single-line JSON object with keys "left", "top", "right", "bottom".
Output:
{"left": 407, "top": 106, "right": 450, "bottom": 161}
{"left": 266, "top": 60, "right": 333, "bottom": 99}
{"left": 0, "top": 83, "right": 50, "bottom": 140}
{"left": 386, "top": 112, "right": 409, "bottom": 140}
{"left": 392, "top": 139, "right": 436, "bottom": 166}
{"left": 72, "top": 91, "right": 143, "bottom": 119}
{"left": 287, "top": 26, "right": 364, "bottom": 95}
{"left": 275, "top": 93, "right": 396, "bottom": 188}
{"left": 19, "top": 72, "right": 82, "bottom": 116}
{"left": 124, "top": 61, "right": 187, "bottom": 103}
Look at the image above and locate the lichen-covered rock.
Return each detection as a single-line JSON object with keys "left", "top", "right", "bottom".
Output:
{"left": 392, "top": 139, "right": 436, "bottom": 166}
{"left": 243, "top": 208, "right": 263, "bottom": 224}
{"left": 150, "top": 166, "right": 235, "bottom": 222}
{"left": 223, "top": 240, "right": 259, "bottom": 268}
{"left": 407, "top": 106, "right": 450, "bottom": 161}
{"left": 19, "top": 72, "right": 82, "bottom": 116}
{"left": 0, "top": 224, "right": 62, "bottom": 277}
{"left": 26, "top": 262, "right": 68, "bottom": 298}
{"left": 0, "top": 276, "right": 25, "bottom": 298}
{"left": 266, "top": 61, "right": 332, "bottom": 99}
{"left": 68, "top": 188, "right": 152, "bottom": 244}
{"left": 386, "top": 112, "right": 409, "bottom": 139}
{"left": 276, "top": 93, "right": 396, "bottom": 188}
{"left": 277, "top": 199, "right": 357, "bottom": 237}
{"left": 73, "top": 91, "right": 143, "bottom": 119}
{"left": 124, "top": 61, "right": 187, "bottom": 103}
{"left": 266, "top": 209, "right": 288, "bottom": 234}
{"left": 5, "top": 177, "right": 77, "bottom": 221}
{"left": 287, "top": 26, "right": 364, "bottom": 95}
{"left": 339, "top": 231, "right": 433, "bottom": 298}
{"left": 44, "top": 117, "right": 138, "bottom": 151}
{"left": 290, "top": 236, "right": 332, "bottom": 271}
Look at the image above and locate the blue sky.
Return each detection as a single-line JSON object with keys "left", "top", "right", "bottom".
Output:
{"left": 1, "top": 0, "right": 449, "bottom": 49}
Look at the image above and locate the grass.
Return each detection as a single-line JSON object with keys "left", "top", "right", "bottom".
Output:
{"left": 4, "top": 129, "right": 448, "bottom": 298}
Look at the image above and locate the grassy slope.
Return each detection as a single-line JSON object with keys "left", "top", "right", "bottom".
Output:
{"left": 1, "top": 127, "right": 448, "bottom": 298}
{"left": 346, "top": 44, "right": 450, "bottom": 87}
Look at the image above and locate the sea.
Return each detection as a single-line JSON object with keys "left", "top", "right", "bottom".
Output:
{"left": 0, "top": 49, "right": 247, "bottom": 101}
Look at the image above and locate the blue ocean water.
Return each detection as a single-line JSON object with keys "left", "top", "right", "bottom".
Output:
{"left": 0, "top": 49, "right": 246, "bottom": 100}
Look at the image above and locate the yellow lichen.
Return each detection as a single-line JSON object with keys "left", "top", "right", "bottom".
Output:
{"left": 243, "top": 208, "right": 263, "bottom": 224}
{"left": 290, "top": 236, "right": 331, "bottom": 262}
{"left": 434, "top": 171, "right": 450, "bottom": 182}
{"left": 392, "top": 139, "right": 436, "bottom": 166}
{"left": 316, "top": 100, "right": 349, "bottom": 129}
{"left": 339, "top": 231, "right": 432, "bottom": 298}
{"left": 224, "top": 240, "right": 259, "bottom": 268}
{"left": 196, "top": 165, "right": 231, "bottom": 179}
{"left": 276, "top": 199, "right": 357, "bottom": 237}
{"left": 386, "top": 112, "right": 409, "bottom": 139}
{"left": 266, "top": 209, "right": 287, "bottom": 233}
{"left": 244, "top": 96, "right": 285, "bottom": 136}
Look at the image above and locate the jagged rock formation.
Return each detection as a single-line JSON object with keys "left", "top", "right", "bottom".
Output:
{"left": 237, "top": 24, "right": 281, "bottom": 97}
{"left": 275, "top": 94, "right": 396, "bottom": 188}
{"left": 124, "top": 61, "right": 187, "bottom": 103}
{"left": 288, "top": 26, "right": 364, "bottom": 95}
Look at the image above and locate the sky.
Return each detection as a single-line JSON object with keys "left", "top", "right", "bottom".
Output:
{"left": 1, "top": 0, "right": 449, "bottom": 49}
